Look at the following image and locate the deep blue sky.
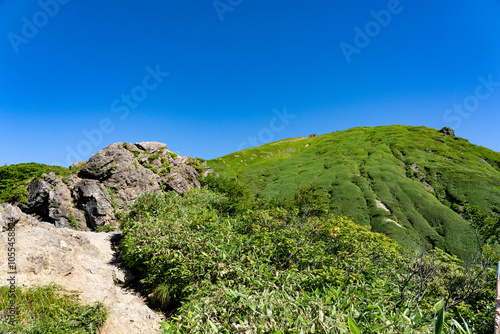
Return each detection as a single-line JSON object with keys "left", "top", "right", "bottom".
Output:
{"left": 1, "top": 0, "right": 499, "bottom": 166}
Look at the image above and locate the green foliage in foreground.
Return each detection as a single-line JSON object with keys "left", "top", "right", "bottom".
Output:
{"left": 0, "top": 163, "right": 71, "bottom": 204}
{"left": 120, "top": 189, "right": 493, "bottom": 333}
{"left": 208, "top": 125, "right": 500, "bottom": 259}
{"left": 0, "top": 283, "right": 107, "bottom": 333}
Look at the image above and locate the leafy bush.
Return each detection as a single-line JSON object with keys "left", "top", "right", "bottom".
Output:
{"left": 167, "top": 151, "right": 178, "bottom": 160}
{"left": 148, "top": 154, "right": 160, "bottom": 163}
{"left": 187, "top": 157, "right": 206, "bottom": 174}
{"left": 291, "top": 184, "right": 330, "bottom": 218}
{"left": 119, "top": 190, "right": 487, "bottom": 333}
{"left": 199, "top": 173, "right": 250, "bottom": 214}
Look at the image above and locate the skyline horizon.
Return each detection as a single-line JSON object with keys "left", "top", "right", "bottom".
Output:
{"left": 1, "top": 1, "right": 499, "bottom": 166}
{"left": 2, "top": 123, "right": 498, "bottom": 168}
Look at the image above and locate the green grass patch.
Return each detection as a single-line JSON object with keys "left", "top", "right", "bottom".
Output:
{"left": 0, "top": 283, "right": 107, "bottom": 333}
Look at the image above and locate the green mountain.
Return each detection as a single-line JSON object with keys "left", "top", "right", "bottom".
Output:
{"left": 208, "top": 125, "right": 500, "bottom": 258}
{"left": 2, "top": 125, "right": 498, "bottom": 332}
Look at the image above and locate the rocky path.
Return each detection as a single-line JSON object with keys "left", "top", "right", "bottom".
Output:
{"left": 0, "top": 204, "right": 164, "bottom": 333}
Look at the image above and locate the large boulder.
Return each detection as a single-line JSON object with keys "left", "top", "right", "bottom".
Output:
{"left": 25, "top": 172, "right": 86, "bottom": 229}
{"left": 135, "top": 141, "right": 168, "bottom": 153}
{"left": 79, "top": 142, "right": 162, "bottom": 205}
{"left": 0, "top": 203, "right": 23, "bottom": 232}
{"left": 73, "top": 180, "right": 116, "bottom": 229}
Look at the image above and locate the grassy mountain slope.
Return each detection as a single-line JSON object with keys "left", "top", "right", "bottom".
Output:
{"left": 208, "top": 125, "right": 500, "bottom": 258}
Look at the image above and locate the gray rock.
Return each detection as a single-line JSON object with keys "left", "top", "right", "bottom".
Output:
{"left": 478, "top": 158, "right": 492, "bottom": 167}
{"left": 78, "top": 143, "right": 123, "bottom": 181}
{"left": 0, "top": 203, "right": 21, "bottom": 231}
{"left": 73, "top": 179, "right": 116, "bottom": 229}
{"left": 422, "top": 181, "right": 435, "bottom": 192}
{"left": 26, "top": 178, "right": 51, "bottom": 213}
{"left": 83, "top": 265, "right": 100, "bottom": 275}
{"left": 70, "top": 161, "right": 87, "bottom": 169}
{"left": 0, "top": 203, "right": 40, "bottom": 232}
{"left": 25, "top": 172, "right": 86, "bottom": 229}
{"left": 439, "top": 127, "right": 455, "bottom": 136}
{"left": 135, "top": 141, "right": 168, "bottom": 153}
{"left": 78, "top": 141, "right": 204, "bottom": 201}
{"left": 202, "top": 166, "right": 215, "bottom": 178}
{"left": 82, "top": 143, "right": 159, "bottom": 204}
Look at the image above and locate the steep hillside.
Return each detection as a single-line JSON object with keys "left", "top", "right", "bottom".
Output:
{"left": 208, "top": 125, "right": 500, "bottom": 258}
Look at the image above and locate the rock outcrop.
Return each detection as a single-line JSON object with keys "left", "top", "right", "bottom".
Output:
{"left": 439, "top": 127, "right": 455, "bottom": 136}
{"left": 73, "top": 179, "right": 116, "bottom": 229}
{"left": 22, "top": 141, "right": 211, "bottom": 230}
{"left": 25, "top": 173, "right": 87, "bottom": 229}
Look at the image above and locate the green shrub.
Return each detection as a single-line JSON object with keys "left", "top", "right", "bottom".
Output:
{"left": 159, "top": 157, "right": 172, "bottom": 177}
{"left": 69, "top": 211, "right": 78, "bottom": 229}
{"left": 167, "top": 151, "right": 178, "bottom": 160}
{"left": 119, "top": 190, "right": 485, "bottom": 333}
{"left": 141, "top": 163, "right": 157, "bottom": 173}
{"left": 148, "top": 154, "right": 160, "bottom": 163}
{"left": 199, "top": 173, "right": 250, "bottom": 214}
{"left": 187, "top": 157, "right": 205, "bottom": 174}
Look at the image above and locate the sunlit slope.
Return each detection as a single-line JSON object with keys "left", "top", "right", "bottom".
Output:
{"left": 208, "top": 125, "right": 500, "bottom": 258}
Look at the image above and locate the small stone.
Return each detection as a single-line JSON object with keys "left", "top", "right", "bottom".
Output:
{"left": 83, "top": 265, "right": 100, "bottom": 275}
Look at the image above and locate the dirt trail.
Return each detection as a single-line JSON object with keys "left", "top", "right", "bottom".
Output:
{"left": 0, "top": 204, "right": 164, "bottom": 333}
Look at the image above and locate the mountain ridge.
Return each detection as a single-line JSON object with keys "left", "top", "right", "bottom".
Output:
{"left": 207, "top": 125, "right": 500, "bottom": 258}
{"left": 1, "top": 125, "right": 499, "bottom": 259}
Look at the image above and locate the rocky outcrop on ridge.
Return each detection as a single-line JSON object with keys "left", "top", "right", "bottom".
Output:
{"left": 439, "top": 127, "right": 455, "bottom": 136}
{"left": 21, "top": 141, "right": 212, "bottom": 230}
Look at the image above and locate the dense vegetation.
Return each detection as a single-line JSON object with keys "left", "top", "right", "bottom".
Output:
{"left": 208, "top": 125, "right": 500, "bottom": 259}
{"left": 0, "top": 283, "right": 107, "bottom": 333}
{"left": 0, "top": 163, "right": 71, "bottom": 204}
{"left": 119, "top": 186, "right": 495, "bottom": 333}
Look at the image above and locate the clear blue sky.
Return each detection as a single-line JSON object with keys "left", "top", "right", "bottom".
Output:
{"left": 1, "top": 0, "right": 499, "bottom": 166}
